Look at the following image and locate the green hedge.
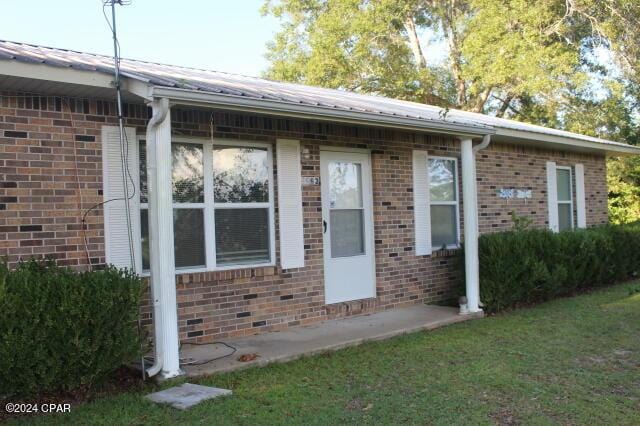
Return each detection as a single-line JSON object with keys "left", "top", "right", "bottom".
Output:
{"left": 478, "top": 223, "right": 640, "bottom": 313}
{"left": 0, "top": 260, "right": 143, "bottom": 398}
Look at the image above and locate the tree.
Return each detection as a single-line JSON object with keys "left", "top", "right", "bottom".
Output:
{"left": 262, "top": 0, "right": 640, "bottom": 222}
{"left": 262, "top": 0, "right": 587, "bottom": 114}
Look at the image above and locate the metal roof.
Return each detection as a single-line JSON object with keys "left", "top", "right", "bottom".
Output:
{"left": 0, "top": 39, "right": 638, "bottom": 154}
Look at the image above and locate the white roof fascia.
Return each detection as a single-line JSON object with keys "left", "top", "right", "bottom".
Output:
{"left": 0, "top": 60, "right": 114, "bottom": 89}
{"left": 496, "top": 128, "right": 640, "bottom": 156}
{"left": 125, "top": 79, "right": 154, "bottom": 101}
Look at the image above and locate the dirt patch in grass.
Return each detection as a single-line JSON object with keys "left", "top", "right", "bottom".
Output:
{"left": 576, "top": 348, "right": 638, "bottom": 370}
{"left": 489, "top": 408, "right": 521, "bottom": 426}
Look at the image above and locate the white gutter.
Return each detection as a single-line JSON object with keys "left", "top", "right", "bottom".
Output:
{"left": 495, "top": 128, "right": 640, "bottom": 156}
{"left": 150, "top": 86, "right": 640, "bottom": 156}
{"left": 151, "top": 86, "right": 494, "bottom": 138}
{"left": 144, "top": 98, "right": 169, "bottom": 378}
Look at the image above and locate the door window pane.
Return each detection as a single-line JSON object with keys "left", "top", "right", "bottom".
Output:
{"left": 558, "top": 204, "right": 572, "bottom": 231}
{"left": 431, "top": 205, "right": 457, "bottom": 248}
{"left": 330, "top": 209, "right": 365, "bottom": 257}
{"left": 172, "top": 143, "right": 204, "bottom": 203}
{"left": 215, "top": 208, "right": 270, "bottom": 265}
{"left": 140, "top": 209, "right": 149, "bottom": 271}
{"left": 213, "top": 147, "right": 269, "bottom": 203}
{"left": 556, "top": 169, "right": 571, "bottom": 202}
{"left": 174, "top": 209, "right": 206, "bottom": 268}
{"left": 328, "top": 162, "right": 362, "bottom": 209}
{"left": 429, "top": 159, "right": 456, "bottom": 202}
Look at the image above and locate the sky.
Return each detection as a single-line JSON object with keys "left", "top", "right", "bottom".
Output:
{"left": 2, "top": 0, "right": 281, "bottom": 76}
{"left": 2, "top": 0, "right": 450, "bottom": 78}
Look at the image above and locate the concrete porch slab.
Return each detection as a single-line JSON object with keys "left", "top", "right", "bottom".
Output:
{"left": 181, "top": 304, "right": 482, "bottom": 377}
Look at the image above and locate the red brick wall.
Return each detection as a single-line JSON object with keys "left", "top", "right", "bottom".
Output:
{"left": 476, "top": 143, "right": 608, "bottom": 233}
{"left": 0, "top": 92, "right": 608, "bottom": 342}
{"left": 170, "top": 109, "right": 465, "bottom": 341}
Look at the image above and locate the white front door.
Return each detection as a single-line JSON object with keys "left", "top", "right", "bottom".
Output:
{"left": 320, "top": 150, "right": 376, "bottom": 304}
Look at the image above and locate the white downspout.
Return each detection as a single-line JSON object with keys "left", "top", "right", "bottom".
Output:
{"left": 460, "top": 135, "right": 491, "bottom": 314}
{"left": 144, "top": 98, "right": 168, "bottom": 378}
{"left": 145, "top": 97, "right": 182, "bottom": 379}
{"left": 153, "top": 99, "right": 182, "bottom": 379}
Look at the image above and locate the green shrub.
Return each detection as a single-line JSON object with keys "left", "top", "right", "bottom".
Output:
{"left": 478, "top": 223, "right": 640, "bottom": 313}
{"left": 0, "top": 260, "right": 143, "bottom": 398}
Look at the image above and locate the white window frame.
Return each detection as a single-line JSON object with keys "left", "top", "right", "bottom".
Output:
{"left": 138, "top": 136, "right": 276, "bottom": 275}
{"left": 556, "top": 166, "right": 574, "bottom": 231}
{"left": 428, "top": 156, "right": 461, "bottom": 250}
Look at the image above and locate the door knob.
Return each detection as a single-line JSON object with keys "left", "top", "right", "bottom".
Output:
{"left": 323, "top": 220, "right": 327, "bottom": 234}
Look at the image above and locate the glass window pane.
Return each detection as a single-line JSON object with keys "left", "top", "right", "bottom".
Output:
{"left": 558, "top": 203, "right": 573, "bottom": 231}
{"left": 429, "top": 159, "right": 456, "bottom": 202}
{"left": 139, "top": 140, "right": 148, "bottom": 204}
{"left": 431, "top": 205, "right": 457, "bottom": 248}
{"left": 140, "top": 209, "right": 150, "bottom": 271}
{"left": 174, "top": 209, "right": 206, "bottom": 268}
{"left": 330, "top": 209, "right": 365, "bottom": 258}
{"left": 556, "top": 169, "right": 571, "bottom": 202}
{"left": 329, "top": 162, "right": 362, "bottom": 209}
{"left": 213, "top": 147, "right": 269, "bottom": 203}
{"left": 172, "top": 143, "right": 204, "bottom": 203}
{"left": 215, "top": 208, "right": 270, "bottom": 265}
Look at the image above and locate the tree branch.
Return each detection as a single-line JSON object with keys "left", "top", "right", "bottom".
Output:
{"left": 496, "top": 93, "right": 515, "bottom": 117}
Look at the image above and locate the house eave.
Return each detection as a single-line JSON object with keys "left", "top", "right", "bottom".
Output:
{"left": 0, "top": 60, "right": 150, "bottom": 101}
{"left": 0, "top": 60, "right": 637, "bottom": 156}
{"left": 150, "top": 86, "right": 494, "bottom": 139}
{"left": 151, "top": 86, "right": 640, "bottom": 156}
{"left": 494, "top": 128, "right": 640, "bottom": 157}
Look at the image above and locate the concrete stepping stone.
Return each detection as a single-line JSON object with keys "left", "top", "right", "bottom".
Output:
{"left": 145, "top": 383, "right": 232, "bottom": 410}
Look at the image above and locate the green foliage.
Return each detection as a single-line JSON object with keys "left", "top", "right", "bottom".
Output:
{"left": 509, "top": 210, "right": 533, "bottom": 231}
{"left": 0, "top": 260, "right": 144, "bottom": 398}
{"left": 262, "top": 0, "right": 584, "bottom": 112}
{"left": 478, "top": 224, "right": 640, "bottom": 312}
{"left": 608, "top": 156, "right": 640, "bottom": 224}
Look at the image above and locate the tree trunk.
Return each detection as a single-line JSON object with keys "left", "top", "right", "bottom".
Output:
{"left": 448, "top": 37, "right": 466, "bottom": 107}
{"left": 404, "top": 17, "right": 427, "bottom": 69}
{"left": 441, "top": 1, "right": 466, "bottom": 107}
{"left": 469, "top": 87, "right": 492, "bottom": 113}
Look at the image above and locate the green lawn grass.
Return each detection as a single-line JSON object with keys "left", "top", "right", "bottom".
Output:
{"left": 11, "top": 282, "right": 640, "bottom": 425}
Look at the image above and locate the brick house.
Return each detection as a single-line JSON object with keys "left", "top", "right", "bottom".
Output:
{"left": 1, "top": 41, "right": 638, "bottom": 378}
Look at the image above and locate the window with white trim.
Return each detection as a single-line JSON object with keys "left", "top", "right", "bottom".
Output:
{"left": 139, "top": 138, "right": 275, "bottom": 272}
{"left": 556, "top": 167, "right": 573, "bottom": 231}
{"left": 429, "top": 157, "right": 460, "bottom": 249}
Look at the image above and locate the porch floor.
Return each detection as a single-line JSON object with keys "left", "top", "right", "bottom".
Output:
{"left": 181, "top": 304, "right": 483, "bottom": 377}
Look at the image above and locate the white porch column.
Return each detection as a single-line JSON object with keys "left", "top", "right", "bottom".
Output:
{"left": 146, "top": 98, "right": 182, "bottom": 378}
{"left": 460, "top": 138, "right": 482, "bottom": 313}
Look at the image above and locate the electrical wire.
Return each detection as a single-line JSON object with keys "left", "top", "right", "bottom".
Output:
{"left": 179, "top": 341, "right": 238, "bottom": 366}
{"left": 139, "top": 341, "right": 238, "bottom": 368}
{"left": 101, "top": 0, "right": 144, "bottom": 379}
{"left": 60, "top": 97, "right": 92, "bottom": 268}
{"left": 82, "top": 0, "right": 137, "bottom": 270}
